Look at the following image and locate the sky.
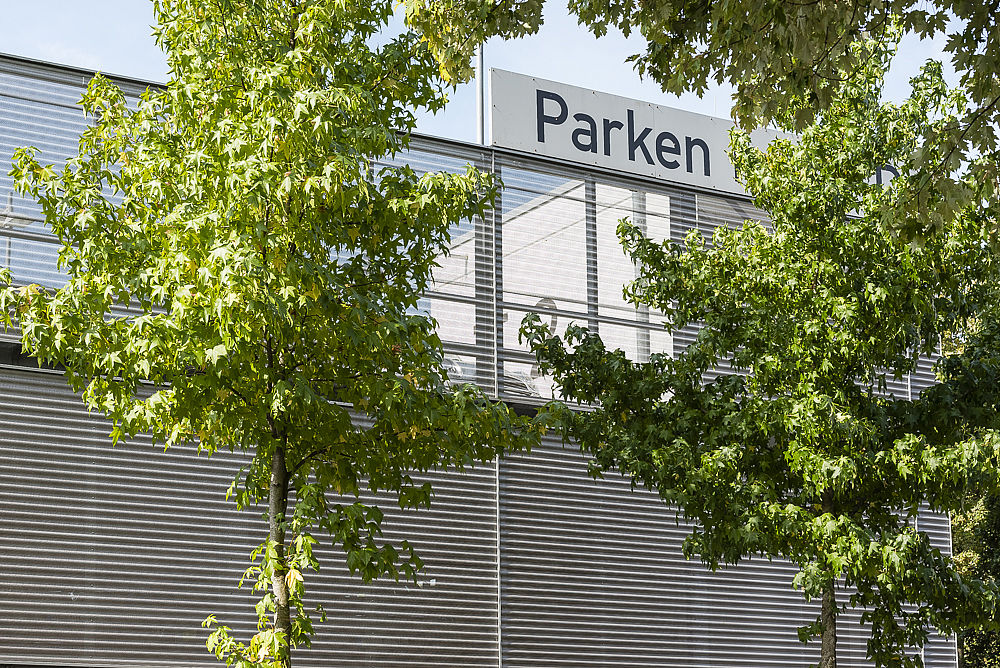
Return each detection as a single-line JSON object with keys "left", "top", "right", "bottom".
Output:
{"left": 2, "top": 0, "right": 953, "bottom": 144}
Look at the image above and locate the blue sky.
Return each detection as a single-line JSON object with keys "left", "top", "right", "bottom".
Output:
{"left": 3, "top": 0, "right": 951, "bottom": 143}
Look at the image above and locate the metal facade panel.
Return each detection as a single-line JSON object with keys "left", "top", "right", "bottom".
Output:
{"left": 0, "top": 366, "right": 257, "bottom": 666}
{"left": 917, "top": 510, "right": 960, "bottom": 668}
{"left": 0, "top": 366, "right": 500, "bottom": 667}
{"left": 0, "top": 363, "right": 958, "bottom": 668}
{"left": 499, "top": 436, "right": 817, "bottom": 667}
{"left": 499, "top": 437, "right": 956, "bottom": 668}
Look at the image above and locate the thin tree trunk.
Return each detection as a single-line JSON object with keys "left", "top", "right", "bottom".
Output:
{"left": 269, "top": 443, "right": 292, "bottom": 668}
{"left": 819, "top": 489, "right": 838, "bottom": 668}
{"left": 820, "top": 580, "right": 838, "bottom": 668}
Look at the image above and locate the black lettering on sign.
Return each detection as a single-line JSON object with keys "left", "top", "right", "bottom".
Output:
{"left": 603, "top": 118, "right": 623, "bottom": 156}
{"left": 536, "top": 90, "right": 568, "bottom": 143}
{"left": 572, "top": 113, "right": 598, "bottom": 153}
{"left": 627, "top": 109, "right": 654, "bottom": 165}
{"left": 529, "top": 87, "right": 714, "bottom": 180}
{"left": 876, "top": 164, "right": 899, "bottom": 185}
{"left": 685, "top": 136, "right": 710, "bottom": 176}
{"left": 655, "top": 131, "right": 681, "bottom": 169}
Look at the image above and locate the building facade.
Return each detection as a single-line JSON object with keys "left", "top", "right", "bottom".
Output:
{"left": 0, "top": 54, "right": 956, "bottom": 668}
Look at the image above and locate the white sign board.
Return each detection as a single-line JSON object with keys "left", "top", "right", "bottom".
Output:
{"left": 490, "top": 69, "right": 776, "bottom": 197}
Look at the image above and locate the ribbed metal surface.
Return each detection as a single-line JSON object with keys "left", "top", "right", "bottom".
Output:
{"left": 911, "top": 353, "right": 939, "bottom": 395}
{"left": 495, "top": 159, "right": 681, "bottom": 401}
{"left": 0, "top": 365, "right": 257, "bottom": 666}
{"left": 0, "top": 365, "right": 500, "bottom": 667}
{"left": 499, "top": 437, "right": 809, "bottom": 668}
{"left": 917, "top": 509, "right": 960, "bottom": 668}
{"left": 499, "top": 436, "right": 955, "bottom": 668}
{"left": 379, "top": 144, "right": 500, "bottom": 393}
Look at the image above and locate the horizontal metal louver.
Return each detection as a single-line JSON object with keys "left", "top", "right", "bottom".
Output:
{"left": 499, "top": 436, "right": 955, "bottom": 668}
{"left": 0, "top": 365, "right": 501, "bottom": 667}
{"left": 381, "top": 141, "right": 500, "bottom": 395}
{"left": 493, "top": 158, "right": 688, "bottom": 403}
{"left": 0, "top": 363, "right": 958, "bottom": 668}
{"left": 0, "top": 365, "right": 259, "bottom": 666}
{"left": 911, "top": 353, "right": 939, "bottom": 395}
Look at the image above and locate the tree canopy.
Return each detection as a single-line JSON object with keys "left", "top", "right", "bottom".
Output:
{"left": 948, "top": 298, "right": 1000, "bottom": 668}
{"left": 405, "top": 0, "right": 1000, "bottom": 236}
{"left": 406, "top": 0, "right": 997, "bottom": 127}
{"left": 406, "top": 1, "right": 1000, "bottom": 663}
{"left": 2, "top": 1, "right": 542, "bottom": 666}
{"left": 955, "top": 491, "right": 1000, "bottom": 668}
{"left": 521, "top": 42, "right": 1000, "bottom": 668}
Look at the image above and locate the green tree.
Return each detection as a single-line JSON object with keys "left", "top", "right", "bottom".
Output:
{"left": 405, "top": 1, "right": 1000, "bottom": 236}
{"left": 1, "top": 1, "right": 541, "bottom": 666}
{"left": 407, "top": 0, "right": 1000, "bottom": 660}
{"left": 955, "top": 492, "right": 1000, "bottom": 668}
{"left": 521, "top": 45, "right": 1000, "bottom": 668}
{"left": 949, "top": 309, "right": 1000, "bottom": 668}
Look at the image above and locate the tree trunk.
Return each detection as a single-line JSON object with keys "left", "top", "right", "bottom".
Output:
{"left": 269, "top": 443, "right": 292, "bottom": 668}
{"left": 820, "top": 489, "right": 838, "bottom": 668}
{"left": 820, "top": 579, "right": 838, "bottom": 668}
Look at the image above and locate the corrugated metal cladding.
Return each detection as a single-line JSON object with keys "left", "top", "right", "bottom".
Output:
{"left": 0, "top": 364, "right": 501, "bottom": 668}
{"left": 498, "top": 438, "right": 958, "bottom": 668}
{"left": 0, "top": 53, "right": 957, "bottom": 667}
